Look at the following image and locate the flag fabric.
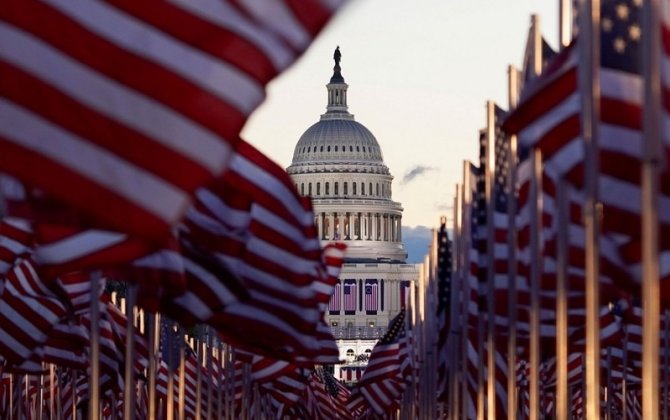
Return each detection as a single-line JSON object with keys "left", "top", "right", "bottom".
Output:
{"left": 435, "top": 220, "right": 452, "bottom": 401}
{"left": 364, "top": 279, "right": 378, "bottom": 314}
{"left": 0, "top": 0, "right": 345, "bottom": 239}
{"left": 343, "top": 279, "right": 357, "bottom": 314}
{"left": 329, "top": 282, "right": 342, "bottom": 314}
{"left": 347, "top": 309, "right": 408, "bottom": 416}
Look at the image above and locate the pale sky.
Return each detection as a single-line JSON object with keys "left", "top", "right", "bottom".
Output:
{"left": 242, "top": 0, "right": 560, "bottom": 228}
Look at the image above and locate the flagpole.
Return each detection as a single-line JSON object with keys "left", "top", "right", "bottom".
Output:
{"left": 167, "top": 322, "right": 175, "bottom": 420}
{"left": 484, "top": 99, "right": 497, "bottom": 420}
{"left": 506, "top": 64, "right": 519, "bottom": 420}
{"left": 461, "top": 161, "right": 474, "bottom": 420}
{"left": 622, "top": 328, "right": 628, "bottom": 420}
{"left": 642, "top": 0, "right": 662, "bottom": 418}
{"left": 526, "top": 16, "right": 544, "bottom": 420}
{"left": 195, "top": 332, "right": 203, "bottom": 420}
{"left": 449, "top": 186, "right": 462, "bottom": 420}
{"left": 529, "top": 147, "right": 543, "bottom": 420}
{"left": 207, "top": 329, "right": 213, "bottom": 419}
{"left": 556, "top": 179, "right": 569, "bottom": 420}
{"left": 89, "top": 270, "right": 102, "bottom": 420}
{"left": 147, "top": 312, "right": 160, "bottom": 420}
{"left": 178, "top": 328, "right": 186, "bottom": 420}
{"left": 559, "top": 0, "right": 572, "bottom": 49}
{"left": 578, "top": 1, "right": 602, "bottom": 418}
{"left": 123, "top": 285, "right": 137, "bottom": 420}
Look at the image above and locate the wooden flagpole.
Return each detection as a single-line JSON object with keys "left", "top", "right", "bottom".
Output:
{"left": 641, "top": 0, "right": 662, "bottom": 418}
{"left": 506, "top": 64, "right": 519, "bottom": 420}
{"left": 484, "top": 99, "right": 497, "bottom": 420}
{"left": 89, "top": 270, "right": 102, "bottom": 420}
{"left": 123, "top": 285, "right": 137, "bottom": 420}
{"left": 578, "top": 1, "right": 602, "bottom": 418}
{"left": 556, "top": 179, "right": 570, "bottom": 420}
{"left": 529, "top": 17, "right": 543, "bottom": 420}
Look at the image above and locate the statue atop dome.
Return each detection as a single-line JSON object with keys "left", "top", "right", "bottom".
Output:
{"left": 334, "top": 46, "right": 341, "bottom": 66}
{"left": 330, "top": 46, "right": 344, "bottom": 84}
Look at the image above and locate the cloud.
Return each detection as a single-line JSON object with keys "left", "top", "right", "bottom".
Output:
{"left": 400, "top": 165, "right": 436, "bottom": 185}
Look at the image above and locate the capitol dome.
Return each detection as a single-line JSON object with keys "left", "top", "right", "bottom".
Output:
{"left": 287, "top": 47, "right": 406, "bottom": 262}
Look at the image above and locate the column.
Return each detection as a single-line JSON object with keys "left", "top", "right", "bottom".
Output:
{"left": 317, "top": 213, "right": 324, "bottom": 240}
{"left": 329, "top": 213, "right": 335, "bottom": 240}
{"left": 357, "top": 212, "right": 362, "bottom": 240}
{"left": 345, "top": 212, "right": 351, "bottom": 240}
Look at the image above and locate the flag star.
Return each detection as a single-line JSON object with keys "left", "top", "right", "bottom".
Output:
{"left": 602, "top": 18, "right": 614, "bottom": 32}
{"left": 616, "top": 4, "right": 630, "bottom": 20}
{"left": 613, "top": 37, "right": 626, "bottom": 53}
{"left": 628, "top": 24, "right": 641, "bottom": 41}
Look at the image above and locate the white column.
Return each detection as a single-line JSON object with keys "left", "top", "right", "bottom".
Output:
{"left": 317, "top": 213, "right": 324, "bottom": 240}
{"left": 329, "top": 213, "right": 335, "bottom": 240}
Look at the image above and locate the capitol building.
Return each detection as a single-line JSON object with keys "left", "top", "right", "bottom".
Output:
{"left": 287, "top": 48, "right": 420, "bottom": 383}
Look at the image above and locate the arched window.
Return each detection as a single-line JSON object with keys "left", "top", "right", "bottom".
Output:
{"left": 301, "top": 183, "right": 304, "bottom": 195}
{"left": 320, "top": 146, "right": 324, "bottom": 152}
{"left": 369, "top": 183, "right": 373, "bottom": 196}
{"left": 334, "top": 182, "right": 339, "bottom": 195}
{"left": 344, "top": 182, "right": 348, "bottom": 195}
{"left": 325, "top": 182, "right": 329, "bottom": 195}
{"left": 346, "top": 349, "right": 355, "bottom": 360}
{"left": 357, "top": 146, "right": 360, "bottom": 152}
{"left": 376, "top": 183, "right": 379, "bottom": 196}
{"left": 316, "top": 182, "right": 321, "bottom": 195}
{"left": 308, "top": 183, "right": 312, "bottom": 195}
{"left": 335, "top": 146, "right": 338, "bottom": 152}
{"left": 307, "top": 147, "right": 310, "bottom": 153}
{"left": 353, "top": 182, "right": 357, "bottom": 195}
{"left": 350, "top": 146, "right": 353, "bottom": 152}
{"left": 361, "top": 183, "right": 365, "bottom": 195}
{"left": 327, "top": 146, "right": 331, "bottom": 152}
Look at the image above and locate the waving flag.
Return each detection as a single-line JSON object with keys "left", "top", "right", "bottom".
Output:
{"left": 0, "top": 0, "right": 346, "bottom": 239}
{"left": 364, "top": 279, "right": 378, "bottom": 314}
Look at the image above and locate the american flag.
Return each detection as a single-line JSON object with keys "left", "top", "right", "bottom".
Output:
{"left": 329, "top": 282, "right": 342, "bottom": 314}
{"left": 0, "top": 0, "right": 345, "bottom": 239}
{"left": 343, "top": 280, "right": 357, "bottom": 314}
{"left": 347, "top": 309, "right": 408, "bottom": 416}
{"left": 435, "top": 220, "right": 451, "bottom": 401}
{"left": 364, "top": 280, "right": 378, "bottom": 313}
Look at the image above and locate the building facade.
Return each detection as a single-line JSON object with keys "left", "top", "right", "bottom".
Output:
{"left": 286, "top": 48, "right": 420, "bottom": 383}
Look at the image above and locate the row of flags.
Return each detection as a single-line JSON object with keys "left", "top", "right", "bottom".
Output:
{"left": 437, "top": 0, "right": 670, "bottom": 418}
{"left": 0, "top": 1, "right": 447, "bottom": 418}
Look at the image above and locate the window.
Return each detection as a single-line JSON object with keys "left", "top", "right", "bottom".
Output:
{"left": 301, "top": 183, "right": 304, "bottom": 195}
{"left": 346, "top": 349, "right": 355, "bottom": 360}
{"left": 331, "top": 321, "right": 339, "bottom": 327}
{"left": 308, "top": 183, "right": 312, "bottom": 195}
{"left": 350, "top": 146, "right": 353, "bottom": 152}
{"left": 316, "top": 183, "right": 321, "bottom": 195}
{"left": 344, "top": 182, "right": 348, "bottom": 195}
{"left": 320, "top": 146, "right": 324, "bottom": 152}
{"left": 307, "top": 147, "right": 310, "bottom": 153}
{"left": 362, "top": 183, "right": 365, "bottom": 195}
{"left": 368, "top": 321, "right": 375, "bottom": 328}
{"left": 327, "top": 146, "right": 331, "bottom": 152}
{"left": 335, "top": 146, "right": 338, "bottom": 152}
{"left": 325, "top": 182, "right": 330, "bottom": 195}
{"left": 353, "top": 183, "right": 357, "bottom": 195}
{"left": 369, "top": 183, "right": 373, "bottom": 196}
{"left": 376, "top": 183, "right": 379, "bottom": 196}
{"left": 357, "top": 146, "right": 360, "bottom": 152}
{"left": 334, "top": 182, "right": 338, "bottom": 195}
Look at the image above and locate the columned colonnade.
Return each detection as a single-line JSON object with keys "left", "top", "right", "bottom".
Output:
{"left": 316, "top": 211, "right": 402, "bottom": 242}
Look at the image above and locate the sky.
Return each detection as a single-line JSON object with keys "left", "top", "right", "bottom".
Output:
{"left": 242, "top": 0, "right": 560, "bottom": 229}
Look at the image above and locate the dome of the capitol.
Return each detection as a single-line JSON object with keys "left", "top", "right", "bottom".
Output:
{"left": 287, "top": 47, "right": 406, "bottom": 263}
{"left": 291, "top": 119, "right": 385, "bottom": 165}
